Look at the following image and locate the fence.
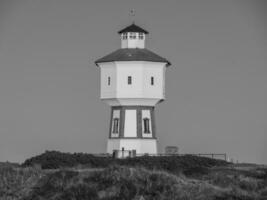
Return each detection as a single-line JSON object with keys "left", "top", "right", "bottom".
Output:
{"left": 136, "top": 153, "right": 227, "bottom": 161}
{"left": 93, "top": 152, "right": 227, "bottom": 161}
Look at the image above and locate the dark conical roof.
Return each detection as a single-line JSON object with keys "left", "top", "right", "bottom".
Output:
{"left": 95, "top": 48, "right": 171, "bottom": 66}
{"left": 118, "top": 24, "right": 149, "bottom": 34}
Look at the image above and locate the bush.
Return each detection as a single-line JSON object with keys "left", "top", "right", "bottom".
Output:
{"left": 183, "top": 166, "right": 209, "bottom": 177}
{"left": 22, "top": 151, "right": 229, "bottom": 176}
{"left": 28, "top": 170, "right": 79, "bottom": 198}
{"left": 0, "top": 166, "right": 43, "bottom": 199}
{"left": 214, "top": 187, "right": 258, "bottom": 200}
{"left": 22, "top": 151, "right": 113, "bottom": 169}
{"left": 57, "top": 184, "right": 98, "bottom": 200}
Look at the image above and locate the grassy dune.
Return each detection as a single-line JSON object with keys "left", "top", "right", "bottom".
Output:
{"left": 0, "top": 152, "right": 266, "bottom": 200}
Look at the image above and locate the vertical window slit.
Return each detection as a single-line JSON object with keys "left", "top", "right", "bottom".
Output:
{"left": 151, "top": 77, "right": 154, "bottom": 85}
{"left": 128, "top": 76, "right": 132, "bottom": 85}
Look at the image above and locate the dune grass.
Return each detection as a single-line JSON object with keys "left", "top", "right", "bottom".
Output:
{"left": 1, "top": 152, "right": 266, "bottom": 200}
{"left": 1, "top": 164, "right": 266, "bottom": 200}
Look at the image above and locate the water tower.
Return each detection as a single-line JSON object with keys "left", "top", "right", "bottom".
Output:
{"left": 95, "top": 23, "right": 170, "bottom": 156}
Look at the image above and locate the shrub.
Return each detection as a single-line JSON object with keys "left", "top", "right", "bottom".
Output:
{"left": 0, "top": 166, "right": 43, "bottom": 199}
{"left": 22, "top": 151, "right": 114, "bottom": 169}
{"left": 57, "top": 184, "right": 98, "bottom": 200}
{"left": 238, "top": 176, "right": 259, "bottom": 191}
{"left": 183, "top": 166, "right": 209, "bottom": 177}
{"left": 22, "top": 151, "right": 229, "bottom": 178}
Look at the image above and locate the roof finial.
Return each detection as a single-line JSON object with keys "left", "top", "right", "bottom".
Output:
{"left": 129, "top": 9, "right": 135, "bottom": 24}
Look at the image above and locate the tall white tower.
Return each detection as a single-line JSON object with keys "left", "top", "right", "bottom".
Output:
{"left": 95, "top": 23, "right": 170, "bottom": 156}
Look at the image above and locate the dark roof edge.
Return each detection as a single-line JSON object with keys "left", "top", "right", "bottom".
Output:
{"left": 118, "top": 24, "right": 149, "bottom": 34}
{"left": 95, "top": 60, "right": 171, "bottom": 67}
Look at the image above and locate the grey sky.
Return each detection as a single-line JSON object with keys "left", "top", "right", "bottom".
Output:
{"left": 0, "top": 0, "right": 266, "bottom": 164}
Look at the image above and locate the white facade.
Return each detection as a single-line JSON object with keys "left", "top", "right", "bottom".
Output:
{"left": 124, "top": 110, "right": 137, "bottom": 137}
{"left": 107, "top": 138, "right": 157, "bottom": 154}
{"left": 104, "top": 98, "right": 160, "bottom": 106}
{"left": 99, "top": 61, "right": 166, "bottom": 106}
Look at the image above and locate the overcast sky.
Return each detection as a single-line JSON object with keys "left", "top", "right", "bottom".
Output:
{"left": 0, "top": 0, "right": 266, "bottom": 164}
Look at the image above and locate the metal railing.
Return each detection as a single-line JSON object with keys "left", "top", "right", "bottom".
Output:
{"left": 93, "top": 152, "right": 227, "bottom": 161}
{"left": 135, "top": 153, "right": 227, "bottom": 161}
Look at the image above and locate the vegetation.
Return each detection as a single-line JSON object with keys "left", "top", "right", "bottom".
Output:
{"left": 0, "top": 165, "right": 43, "bottom": 200}
{"left": 22, "top": 150, "right": 228, "bottom": 175}
{"left": 0, "top": 151, "right": 266, "bottom": 200}
{"left": 24, "top": 166, "right": 223, "bottom": 200}
{"left": 22, "top": 151, "right": 113, "bottom": 169}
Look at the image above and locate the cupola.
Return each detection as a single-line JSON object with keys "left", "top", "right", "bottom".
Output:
{"left": 118, "top": 23, "right": 148, "bottom": 49}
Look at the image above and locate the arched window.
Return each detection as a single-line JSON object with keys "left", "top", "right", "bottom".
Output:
{"left": 112, "top": 118, "right": 119, "bottom": 133}
{"left": 143, "top": 118, "right": 150, "bottom": 133}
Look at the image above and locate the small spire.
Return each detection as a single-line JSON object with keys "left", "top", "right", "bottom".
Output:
{"left": 129, "top": 9, "right": 135, "bottom": 24}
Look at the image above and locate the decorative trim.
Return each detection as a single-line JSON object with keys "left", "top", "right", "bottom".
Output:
{"left": 151, "top": 107, "right": 156, "bottom": 138}
{"left": 120, "top": 107, "right": 125, "bottom": 138}
{"left": 108, "top": 137, "right": 157, "bottom": 140}
{"left": 109, "top": 108, "right": 113, "bottom": 138}
{"left": 137, "top": 108, "right": 142, "bottom": 138}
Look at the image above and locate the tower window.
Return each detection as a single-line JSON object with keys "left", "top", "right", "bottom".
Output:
{"left": 129, "top": 32, "right": 136, "bottom": 39}
{"left": 151, "top": 77, "right": 154, "bottom": 85}
{"left": 139, "top": 33, "right": 144, "bottom": 39}
{"left": 128, "top": 76, "right": 132, "bottom": 85}
{"left": 108, "top": 76, "right": 111, "bottom": 85}
{"left": 143, "top": 118, "right": 150, "bottom": 133}
{"left": 112, "top": 118, "right": 119, "bottom": 133}
{"left": 122, "top": 33, "right": 127, "bottom": 40}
